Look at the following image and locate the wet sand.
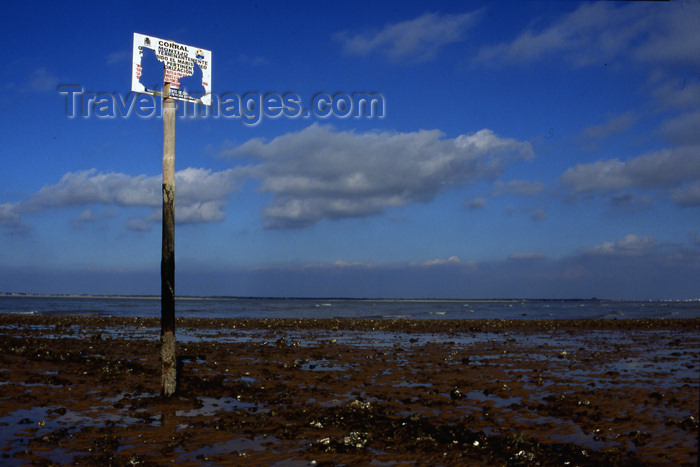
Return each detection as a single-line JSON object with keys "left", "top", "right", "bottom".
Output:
{"left": 0, "top": 315, "right": 698, "bottom": 465}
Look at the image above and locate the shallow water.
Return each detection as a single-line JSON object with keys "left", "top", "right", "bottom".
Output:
{"left": 2, "top": 295, "right": 699, "bottom": 320}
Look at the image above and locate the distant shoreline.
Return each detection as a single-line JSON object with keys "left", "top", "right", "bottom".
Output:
{"left": 0, "top": 292, "right": 160, "bottom": 300}
{"left": 1, "top": 292, "right": 699, "bottom": 302}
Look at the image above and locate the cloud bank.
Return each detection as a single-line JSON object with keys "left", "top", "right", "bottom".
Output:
{"left": 6, "top": 233, "right": 694, "bottom": 300}
{"left": 225, "top": 124, "right": 534, "bottom": 228}
{"left": 336, "top": 11, "right": 481, "bottom": 63}
{"left": 4, "top": 124, "right": 534, "bottom": 232}
{"left": 560, "top": 146, "right": 700, "bottom": 202}
{"left": 12, "top": 167, "right": 241, "bottom": 229}
{"left": 474, "top": 2, "right": 700, "bottom": 68}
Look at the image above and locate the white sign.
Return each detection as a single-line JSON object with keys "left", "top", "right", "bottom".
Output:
{"left": 132, "top": 33, "right": 212, "bottom": 106}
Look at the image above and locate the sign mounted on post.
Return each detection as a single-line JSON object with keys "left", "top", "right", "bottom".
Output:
{"left": 131, "top": 32, "right": 213, "bottom": 396}
{"left": 132, "top": 32, "right": 212, "bottom": 106}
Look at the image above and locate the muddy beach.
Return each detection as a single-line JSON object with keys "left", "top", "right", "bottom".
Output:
{"left": 0, "top": 315, "right": 698, "bottom": 466}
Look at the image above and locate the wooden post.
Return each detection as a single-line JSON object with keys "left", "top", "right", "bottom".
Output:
{"left": 161, "top": 82, "right": 177, "bottom": 397}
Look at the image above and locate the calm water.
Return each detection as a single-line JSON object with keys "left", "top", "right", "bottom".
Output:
{"left": 1, "top": 296, "right": 698, "bottom": 320}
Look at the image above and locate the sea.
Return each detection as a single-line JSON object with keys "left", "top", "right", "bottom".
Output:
{"left": 1, "top": 295, "right": 699, "bottom": 320}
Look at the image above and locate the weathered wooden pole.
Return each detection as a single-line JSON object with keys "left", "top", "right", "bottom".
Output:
{"left": 161, "top": 82, "right": 177, "bottom": 397}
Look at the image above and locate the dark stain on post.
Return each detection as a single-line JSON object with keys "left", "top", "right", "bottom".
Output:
{"left": 161, "top": 88, "right": 177, "bottom": 397}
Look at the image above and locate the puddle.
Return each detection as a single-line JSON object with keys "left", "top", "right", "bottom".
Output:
{"left": 0, "top": 405, "right": 133, "bottom": 464}
{"left": 300, "top": 360, "right": 349, "bottom": 372}
{"left": 176, "top": 396, "right": 262, "bottom": 418}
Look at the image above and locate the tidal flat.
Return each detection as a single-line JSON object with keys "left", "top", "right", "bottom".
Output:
{"left": 0, "top": 315, "right": 698, "bottom": 465}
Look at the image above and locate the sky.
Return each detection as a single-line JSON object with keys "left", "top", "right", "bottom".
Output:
{"left": 1, "top": 0, "right": 699, "bottom": 299}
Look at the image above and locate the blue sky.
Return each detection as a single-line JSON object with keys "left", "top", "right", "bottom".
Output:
{"left": 1, "top": 1, "right": 699, "bottom": 299}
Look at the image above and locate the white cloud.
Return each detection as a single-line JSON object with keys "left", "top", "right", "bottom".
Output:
{"left": 27, "top": 67, "right": 60, "bottom": 92}
{"left": 29, "top": 170, "right": 160, "bottom": 209}
{"left": 475, "top": 2, "right": 699, "bottom": 69}
{"left": 471, "top": 1, "right": 698, "bottom": 210}
{"left": 333, "top": 259, "right": 375, "bottom": 268}
{"left": 417, "top": 256, "right": 463, "bottom": 267}
{"left": 125, "top": 219, "right": 152, "bottom": 232}
{"left": 149, "top": 169, "right": 241, "bottom": 224}
{"left": 336, "top": 11, "right": 481, "bottom": 63}
{"left": 607, "top": 193, "right": 651, "bottom": 212}
{"left": 175, "top": 168, "right": 241, "bottom": 205}
{"left": 560, "top": 146, "right": 700, "bottom": 194}
{"left": 464, "top": 197, "right": 486, "bottom": 210}
{"left": 660, "top": 111, "right": 700, "bottom": 145}
{"left": 175, "top": 200, "right": 226, "bottom": 224}
{"left": 651, "top": 76, "right": 700, "bottom": 111}
{"left": 632, "top": 2, "right": 700, "bottom": 65}
{"left": 580, "top": 112, "right": 637, "bottom": 141}
{"left": 0, "top": 203, "right": 24, "bottom": 228}
{"left": 672, "top": 181, "right": 700, "bottom": 207}
{"left": 15, "top": 168, "right": 241, "bottom": 229}
{"left": 226, "top": 124, "right": 534, "bottom": 228}
{"left": 76, "top": 209, "right": 96, "bottom": 222}
{"left": 71, "top": 209, "right": 115, "bottom": 227}
{"left": 475, "top": 2, "right": 651, "bottom": 67}
{"left": 219, "top": 234, "right": 698, "bottom": 298}
{"left": 107, "top": 50, "right": 129, "bottom": 65}
{"left": 582, "top": 234, "right": 657, "bottom": 257}
{"left": 560, "top": 159, "right": 629, "bottom": 193}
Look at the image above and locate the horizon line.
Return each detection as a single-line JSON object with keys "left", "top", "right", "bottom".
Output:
{"left": 3, "top": 292, "right": 697, "bottom": 302}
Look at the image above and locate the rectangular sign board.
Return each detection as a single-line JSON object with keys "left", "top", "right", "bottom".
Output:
{"left": 132, "top": 33, "right": 212, "bottom": 106}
